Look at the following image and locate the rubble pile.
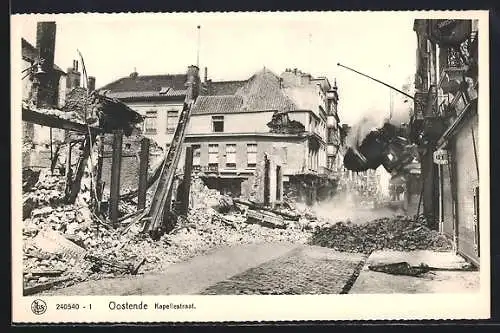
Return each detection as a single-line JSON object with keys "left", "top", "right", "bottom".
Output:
{"left": 22, "top": 172, "right": 312, "bottom": 293}
{"left": 189, "top": 176, "right": 223, "bottom": 210}
{"left": 308, "top": 215, "right": 453, "bottom": 254}
{"left": 23, "top": 170, "right": 66, "bottom": 219}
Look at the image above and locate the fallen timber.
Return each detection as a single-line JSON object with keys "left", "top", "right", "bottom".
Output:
{"left": 233, "top": 198, "right": 300, "bottom": 221}
{"left": 142, "top": 82, "right": 196, "bottom": 236}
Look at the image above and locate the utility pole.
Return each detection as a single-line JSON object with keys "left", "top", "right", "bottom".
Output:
{"left": 308, "top": 33, "right": 312, "bottom": 74}
{"left": 388, "top": 64, "right": 394, "bottom": 120}
{"left": 196, "top": 25, "right": 201, "bottom": 68}
{"left": 337, "top": 63, "right": 414, "bottom": 101}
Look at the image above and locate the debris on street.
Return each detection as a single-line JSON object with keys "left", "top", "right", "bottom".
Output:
{"left": 22, "top": 171, "right": 312, "bottom": 292}
{"left": 308, "top": 215, "right": 453, "bottom": 254}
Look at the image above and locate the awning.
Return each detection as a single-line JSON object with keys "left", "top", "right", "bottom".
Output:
{"left": 437, "top": 99, "right": 478, "bottom": 149}
{"left": 22, "top": 107, "right": 103, "bottom": 135}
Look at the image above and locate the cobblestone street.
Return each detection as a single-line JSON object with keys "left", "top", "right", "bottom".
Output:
{"left": 200, "top": 246, "right": 367, "bottom": 295}
{"left": 40, "top": 243, "right": 367, "bottom": 295}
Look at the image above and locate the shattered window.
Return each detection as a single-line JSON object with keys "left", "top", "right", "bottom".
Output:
{"left": 144, "top": 111, "right": 158, "bottom": 134}
{"left": 212, "top": 115, "right": 224, "bottom": 132}
{"left": 226, "top": 144, "right": 236, "bottom": 168}
{"left": 166, "top": 111, "right": 179, "bottom": 134}
{"left": 247, "top": 144, "right": 257, "bottom": 168}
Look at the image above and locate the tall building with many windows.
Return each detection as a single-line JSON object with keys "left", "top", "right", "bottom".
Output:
{"left": 180, "top": 67, "right": 341, "bottom": 205}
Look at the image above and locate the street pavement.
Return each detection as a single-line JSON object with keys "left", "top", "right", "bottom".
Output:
{"left": 40, "top": 243, "right": 366, "bottom": 295}
{"left": 349, "top": 250, "right": 480, "bottom": 293}
{"left": 200, "top": 246, "right": 366, "bottom": 295}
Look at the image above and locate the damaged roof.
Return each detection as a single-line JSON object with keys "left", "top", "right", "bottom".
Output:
{"left": 192, "top": 69, "right": 297, "bottom": 115}
{"left": 98, "top": 73, "right": 188, "bottom": 101}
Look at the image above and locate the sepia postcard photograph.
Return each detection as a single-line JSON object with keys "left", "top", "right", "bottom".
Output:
{"left": 11, "top": 10, "right": 490, "bottom": 323}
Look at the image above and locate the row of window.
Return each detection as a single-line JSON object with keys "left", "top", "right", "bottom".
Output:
{"left": 191, "top": 143, "right": 258, "bottom": 169}
{"left": 144, "top": 110, "right": 180, "bottom": 134}
{"left": 144, "top": 111, "right": 226, "bottom": 134}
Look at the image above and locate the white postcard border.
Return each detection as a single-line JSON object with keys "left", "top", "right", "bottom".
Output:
{"left": 11, "top": 10, "right": 491, "bottom": 323}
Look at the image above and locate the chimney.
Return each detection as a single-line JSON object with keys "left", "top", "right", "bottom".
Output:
{"left": 204, "top": 67, "right": 208, "bottom": 83}
{"left": 66, "top": 59, "right": 81, "bottom": 91}
{"left": 88, "top": 76, "right": 96, "bottom": 91}
{"left": 186, "top": 65, "right": 200, "bottom": 100}
{"left": 36, "top": 22, "right": 56, "bottom": 73}
{"left": 35, "top": 22, "right": 57, "bottom": 107}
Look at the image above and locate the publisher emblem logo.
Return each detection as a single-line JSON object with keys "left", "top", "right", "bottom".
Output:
{"left": 31, "top": 299, "right": 47, "bottom": 315}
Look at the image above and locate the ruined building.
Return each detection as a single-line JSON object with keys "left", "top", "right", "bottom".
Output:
{"left": 412, "top": 19, "right": 479, "bottom": 266}
{"left": 180, "top": 67, "right": 341, "bottom": 206}
{"left": 22, "top": 22, "right": 68, "bottom": 169}
{"left": 22, "top": 22, "right": 99, "bottom": 171}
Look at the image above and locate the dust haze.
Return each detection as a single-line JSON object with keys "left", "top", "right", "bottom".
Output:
{"left": 295, "top": 191, "right": 405, "bottom": 225}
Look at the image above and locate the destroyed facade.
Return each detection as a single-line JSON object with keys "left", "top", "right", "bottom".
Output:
{"left": 411, "top": 19, "right": 480, "bottom": 266}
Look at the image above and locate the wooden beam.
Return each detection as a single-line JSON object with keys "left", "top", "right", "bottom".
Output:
{"left": 66, "top": 137, "right": 91, "bottom": 204}
{"left": 22, "top": 108, "right": 102, "bottom": 135}
{"left": 64, "top": 142, "right": 73, "bottom": 197}
{"left": 180, "top": 146, "right": 194, "bottom": 216}
{"left": 95, "top": 135, "right": 105, "bottom": 213}
{"left": 109, "top": 130, "right": 123, "bottom": 227}
{"left": 137, "top": 138, "right": 150, "bottom": 211}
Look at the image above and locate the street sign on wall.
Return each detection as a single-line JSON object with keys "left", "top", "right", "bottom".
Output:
{"left": 433, "top": 149, "right": 449, "bottom": 165}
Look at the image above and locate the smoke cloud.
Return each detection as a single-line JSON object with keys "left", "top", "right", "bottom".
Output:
{"left": 296, "top": 191, "right": 405, "bottom": 225}
{"left": 344, "top": 78, "right": 414, "bottom": 149}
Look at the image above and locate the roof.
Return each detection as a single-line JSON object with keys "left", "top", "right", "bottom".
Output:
{"left": 201, "top": 80, "right": 247, "bottom": 96}
{"left": 236, "top": 69, "right": 297, "bottom": 112}
{"left": 192, "top": 95, "right": 243, "bottom": 114}
{"left": 99, "top": 73, "right": 187, "bottom": 93}
{"left": 21, "top": 38, "right": 65, "bottom": 74}
{"left": 104, "top": 89, "right": 187, "bottom": 100}
{"left": 192, "top": 69, "right": 297, "bottom": 115}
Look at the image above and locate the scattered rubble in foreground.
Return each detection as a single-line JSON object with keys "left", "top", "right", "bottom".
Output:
{"left": 21, "top": 168, "right": 453, "bottom": 294}
{"left": 22, "top": 172, "right": 311, "bottom": 294}
{"left": 308, "top": 215, "right": 453, "bottom": 254}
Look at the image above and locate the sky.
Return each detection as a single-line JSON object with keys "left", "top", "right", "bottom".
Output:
{"left": 16, "top": 12, "right": 417, "bottom": 125}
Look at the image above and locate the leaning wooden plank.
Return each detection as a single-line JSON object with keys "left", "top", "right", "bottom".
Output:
{"left": 120, "top": 210, "right": 148, "bottom": 236}
{"left": 28, "top": 270, "right": 65, "bottom": 277}
{"left": 66, "top": 137, "right": 92, "bottom": 204}
{"left": 118, "top": 209, "right": 145, "bottom": 224}
{"left": 23, "top": 276, "right": 74, "bottom": 296}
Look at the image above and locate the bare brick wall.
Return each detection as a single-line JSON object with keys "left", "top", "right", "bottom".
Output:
{"left": 101, "top": 155, "right": 140, "bottom": 196}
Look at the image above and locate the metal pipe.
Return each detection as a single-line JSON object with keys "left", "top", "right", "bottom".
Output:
{"left": 337, "top": 63, "right": 415, "bottom": 100}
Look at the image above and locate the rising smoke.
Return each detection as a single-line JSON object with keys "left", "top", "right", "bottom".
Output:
{"left": 295, "top": 191, "right": 405, "bottom": 225}
{"left": 345, "top": 77, "right": 414, "bottom": 149}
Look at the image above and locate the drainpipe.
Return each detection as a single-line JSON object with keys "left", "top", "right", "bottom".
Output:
{"left": 448, "top": 145, "right": 459, "bottom": 252}
{"left": 438, "top": 164, "right": 443, "bottom": 233}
